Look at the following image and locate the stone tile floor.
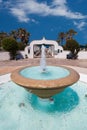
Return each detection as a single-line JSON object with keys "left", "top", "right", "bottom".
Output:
{"left": 0, "top": 58, "right": 87, "bottom": 75}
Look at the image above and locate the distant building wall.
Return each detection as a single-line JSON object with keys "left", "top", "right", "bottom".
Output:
{"left": 0, "top": 51, "right": 25, "bottom": 61}
{"left": 0, "top": 51, "right": 87, "bottom": 61}
{"left": 78, "top": 51, "right": 87, "bottom": 59}
{"left": 55, "top": 51, "right": 69, "bottom": 59}
{"left": 0, "top": 52, "right": 10, "bottom": 61}
{"left": 56, "top": 51, "right": 87, "bottom": 59}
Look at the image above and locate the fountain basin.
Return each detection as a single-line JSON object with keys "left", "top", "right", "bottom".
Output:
{"left": 11, "top": 66, "right": 80, "bottom": 98}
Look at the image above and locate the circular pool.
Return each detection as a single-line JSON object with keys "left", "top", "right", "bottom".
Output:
{"left": 0, "top": 73, "right": 87, "bottom": 130}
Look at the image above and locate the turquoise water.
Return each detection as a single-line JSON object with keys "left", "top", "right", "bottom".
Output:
{"left": 0, "top": 81, "right": 87, "bottom": 130}
{"left": 20, "top": 66, "right": 70, "bottom": 80}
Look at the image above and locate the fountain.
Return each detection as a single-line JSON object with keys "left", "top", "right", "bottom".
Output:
{"left": 40, "top": 45, "right": 46, "bottom": 72}
{"left": 11, "top": 45, "right": 80, "bottom": 98}
{"left": 1, "top": 45, "right": 87, "bottom": 130}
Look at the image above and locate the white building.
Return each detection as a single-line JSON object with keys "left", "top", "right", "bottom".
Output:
{"left": 25, "top": 37, "right": 63, "bottom": 58}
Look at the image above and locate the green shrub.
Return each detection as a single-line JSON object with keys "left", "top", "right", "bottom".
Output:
{"left": 65, "top": 39, "right": 80, "bottom": 54}
{"left": 2, "top": 37, "right": 18, "bottom": 60}
{"left": 18, "top": 42, "right": 26, "bottom": 50}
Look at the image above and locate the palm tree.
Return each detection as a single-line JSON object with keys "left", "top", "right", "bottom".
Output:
{"left": 10, "top": 28, "right": 30, "bottom": 45}
{"left": 67, "top": 29, "right": 77, "bottom": 40}
{"left": 10, "top": 30, "right": 18, "bottom": 40}
{"left": 57, "top": 32, "right": 65, "bottom": 45}
{"left": 65, "top": 32, "right": 70, "bottom": 41}
{"left": 17, "top": 28, "right": 30, "bottom": 45}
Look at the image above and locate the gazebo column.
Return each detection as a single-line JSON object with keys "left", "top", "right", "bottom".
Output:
{"left": 30, "top": 45, "right": 34, "bottom": 58}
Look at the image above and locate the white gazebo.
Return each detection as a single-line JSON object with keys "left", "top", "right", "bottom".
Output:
{"left": 25, "top": 37, "right": 63, "bottom": 58}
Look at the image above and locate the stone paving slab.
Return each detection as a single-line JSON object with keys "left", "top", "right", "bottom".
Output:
{"left": 0, "top": 59, "right": 87, "bottom": 75}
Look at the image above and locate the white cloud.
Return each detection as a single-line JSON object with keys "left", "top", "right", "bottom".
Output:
{"left": 31, "top": 19, "right": 39, "bottom": 24}
{"left": 74, "top": 21, "right": 87, "bottom": 30}
{"left": 51, "top": 0, "right": 66, "bottom": 7}
{"left": 0, "top": 0, "right": 2, "bottom": 5}
{"left": 50, "top": 0, "right": 86, "bottom": 19}
{"left": 4, "top": 0, "right": 87, "bottom": 22}
{"left": 11, "top": 8, "right": 30, "bottom": 22}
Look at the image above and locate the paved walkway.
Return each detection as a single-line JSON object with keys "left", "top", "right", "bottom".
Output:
{"left": 0, "top": 58, "right": 87, "bottom": 75}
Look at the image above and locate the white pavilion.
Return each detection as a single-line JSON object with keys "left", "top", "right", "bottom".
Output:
{"left": 25, "top": 37, "right": 63, "bottom": 58}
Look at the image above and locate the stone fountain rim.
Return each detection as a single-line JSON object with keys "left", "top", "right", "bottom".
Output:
{"left": 11, "top": 65, "right": 80, "bottom": 89}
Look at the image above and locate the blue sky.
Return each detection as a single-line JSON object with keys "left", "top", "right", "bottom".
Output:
{"left": 0, "top": 0, "right": 87, "bottom": 45}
